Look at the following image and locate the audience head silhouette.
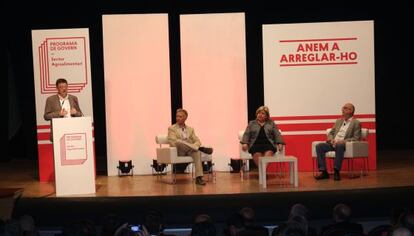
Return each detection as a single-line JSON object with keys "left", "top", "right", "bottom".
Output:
{"left": 333, "top": 204, "right": 352, "bottom": 222}
{"left": 239, "top": 207, "right": 255, "bottom": 226}
{"left": 190, "top": 213, "right": 215, "bottom": 236}
{"left": 289, "top": 204, "right": 311, "bottom": 222}
{"left": 143, "top": 210, "right": 164, "bottom": 235}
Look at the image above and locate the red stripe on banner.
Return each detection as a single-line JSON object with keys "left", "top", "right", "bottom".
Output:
{"left": 361, "top": 122, "right": 376, "bottom": 129}
{"left": 272, "top": 114, "right": 375, "bottom": 120}
{"left": 37, "top": 123, "right": 95, "bottom": 141}
{"left": 278, "top": 122, "right": 376, "bottom": 132}
{"left": 37, "top": 133, "right": 50, "bottom": 141}
{"left": 37, "top": 124, "right": 94, "bottom": 132}
{"left": 278, "top": 123, "right": 336, "bottom": 131}
{"left": 38, "top": 144, "right": 55, "bottom": 182}
{"left": 38, "top": 132, "right": 95, "bottom": 141}
{"left": 279, "top": 37, "right": 357, "bottom": 43}
{"left": 280, "top": 62, "right": 358, "bottom": 67}
{"left": 37, "top": 123, "right": 94, "bottom": 129}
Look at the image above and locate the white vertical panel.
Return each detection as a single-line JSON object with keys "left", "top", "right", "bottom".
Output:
{"left": 180, "top": 13, "right": 247, "bottom": 171}
{"left": 103, "top": 14, "right": 171, "bottom": 176}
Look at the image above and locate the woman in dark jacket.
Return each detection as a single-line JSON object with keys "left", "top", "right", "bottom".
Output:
{"left": 241, "top": 106, "right": 285, "bottom": 167}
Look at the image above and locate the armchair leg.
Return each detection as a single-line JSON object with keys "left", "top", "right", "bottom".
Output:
{"left": 172, "top": 164, "right": 177, "bottom": 184}
{"left": 192, "top": 163, "right": 196, "bottom": 180}
{"left": 357, "top": 158, "right": 369, "bottom": 178}
{"left": 204, "top": 162, "right": 215, "bottom": 182}
{"left": 158, "top": 164, "right": 177, "bottom": 184}
{"left": 363, "top": 158, "right": 369, "bottom": 176}
{"left": 347, "top": 158, "right": 369, "bottom": 179}
{"left": 240, "top": 160, "right": 247, "bottom": 181}
{"left": 347, "top": 159, "right": 355, "bottom": 178}
{"left": 312, "top": 157, "right": 317, "bottom": 177}
{"left": 210, "top": 163, "right": 216, "bottom": 182}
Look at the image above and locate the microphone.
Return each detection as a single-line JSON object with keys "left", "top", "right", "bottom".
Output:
{"left": 60, "top": 100, "right": 66, "bottom": 117}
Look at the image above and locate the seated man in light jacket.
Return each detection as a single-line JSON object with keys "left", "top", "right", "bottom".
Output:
{"left": 167, "top": 108, "right": 213, "bottom": 186}
{"left": 314, "top": 103, "right": 361, "bottom": 181}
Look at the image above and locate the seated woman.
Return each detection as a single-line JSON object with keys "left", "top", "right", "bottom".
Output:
{"left": 241, "top": 106, "right": 285, "bottom": 167}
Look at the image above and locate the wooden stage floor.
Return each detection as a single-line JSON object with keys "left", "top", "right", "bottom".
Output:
{"left": 1, "top": 150, "right": 414, "bottom": 198}
{"left": 1, "top": 149, "right": 414, "bottom": 226}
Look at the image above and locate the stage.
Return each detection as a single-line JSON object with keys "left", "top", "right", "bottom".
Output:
{"left": 1, "top": 149, "right": 414, "bottom": 228}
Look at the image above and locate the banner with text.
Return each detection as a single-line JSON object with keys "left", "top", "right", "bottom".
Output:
{"left": 263, "top": 21, "right": 376, "bottom": 171}
{"left": 32, "top": 28, "right": 94, "bottom": 182}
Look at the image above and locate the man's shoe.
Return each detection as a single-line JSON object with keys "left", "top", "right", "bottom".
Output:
{"left": 199, "top": 146, "right": 213, "bottom": 155}
{"left": 334, "top": 170, "right": 341, "bottom": 181}
{"left": 195, "top": 177, "right": 206, "bottom": 185}
{"left": 315, "top": 171, "right": 329, "bottom": 180}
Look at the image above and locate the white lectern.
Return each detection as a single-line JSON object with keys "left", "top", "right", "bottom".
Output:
{"left": 52, "top": 116, "right": 95, "bottom": 196}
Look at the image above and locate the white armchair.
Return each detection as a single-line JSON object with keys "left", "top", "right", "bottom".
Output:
{"left": 311, "top": 128, "right": 369, "bottom": 177}
{"left": 155, "top": 134, "right": 193, "bottom": 184}
{"left": 155, "top": 134, "right": 214, "bottom": 183}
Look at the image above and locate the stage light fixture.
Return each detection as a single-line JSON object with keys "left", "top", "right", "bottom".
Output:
{"left": 117, "top": 160, "right": 134, "bottom": 176}
{"left": 151, "top": 159, "right": 167, "bottom": 175}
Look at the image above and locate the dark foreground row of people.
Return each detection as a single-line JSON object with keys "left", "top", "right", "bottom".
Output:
{"left": 1, "top": 203, "right": 413, "bottom": 236}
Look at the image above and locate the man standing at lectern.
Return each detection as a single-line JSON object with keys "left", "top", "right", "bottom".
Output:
{"left": 167, "top": 108, "right": 213, "bottom": 186}
{"left": 44, "top": 78, "right": 83, "bottom": 141}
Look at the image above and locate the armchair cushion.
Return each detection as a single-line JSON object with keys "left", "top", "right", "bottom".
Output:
{"left": 311, "top": 128, "right": 369, "bottom": 158}
{"left": 311, "top": 141, "right": 325, "bottom": 157}
{"left": 343, "top": 141, "right": 369, "bottom": 158}
{"left": 155, "top": 134, "right": 195, "bottom": 165}
{"left": 156, "top": 147, "right": 193, "bottom": 164}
